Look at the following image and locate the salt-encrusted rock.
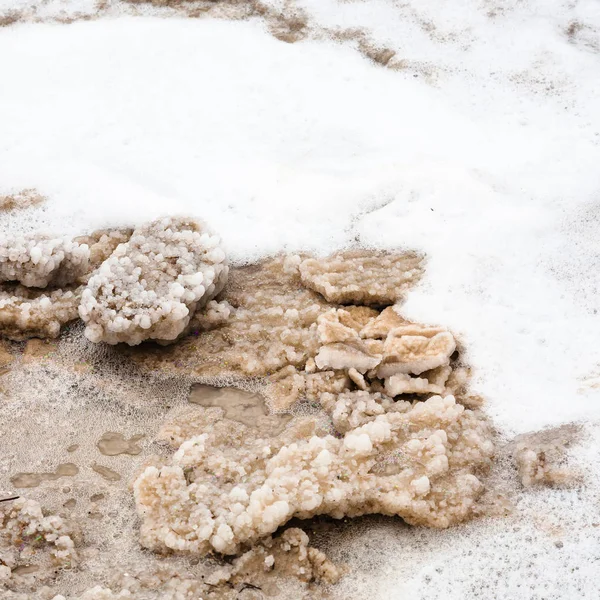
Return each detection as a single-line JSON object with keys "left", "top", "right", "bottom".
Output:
{"left": 360, "top": 306, "right": 407, "bottom": 339}
{"left": 134, "top": 394, "right": 493, "bottom": 555}
{"left": 0, "top": 234, "right": 90, "bottom": 288}
{"left": 299, "top": 250, "right": 423, "bottom": 305}
{"left": 0, "top": 284, "right": 81, "bottom": 340}
{"left": 79, "top": 217, "right": 228, "bottom": 345}
{"left": 0, "top": 498, "right": 78, "bottom": 589}
{"left": 0, "top": 229, "right": 131, "bottom": 341}
{"left": 384, "top": 365, "right": 452, "bottom": 397}
{"left": 314, "top": 341, "right": 382, "bottom": 373}
{"left": 377, "top": 325, "right": 456, "bottom": 378}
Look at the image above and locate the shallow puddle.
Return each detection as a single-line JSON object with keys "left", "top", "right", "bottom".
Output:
{"left": 91, "top": 463, "right": 121, "bottom": 482}
{"left": 97, "top": 432, "right": 144, "bottom": 456}
{"left": 11, "top": 463, "right": 79, "bottom": 489}
{"left": 189, "top": 384, "right": 291, "bottom": 434}
{"left": 12, "top": 565, "right": 40, "bottom": 576}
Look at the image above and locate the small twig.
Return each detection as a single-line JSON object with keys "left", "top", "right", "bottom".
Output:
{"left": 0, "top": 496, "right": 19, "bottom": 503}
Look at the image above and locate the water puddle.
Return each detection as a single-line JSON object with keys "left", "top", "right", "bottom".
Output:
{"left": 189, "top": 384, "right": 291, "bottom": 434}
{"left": 97, "top": 432, "right": 144, "bottom": 456}
{"left": 12, "top": 565, "right": 39, "bottom": 576}
{"left": 11, "top": 463, "right": 79, "bottom": 488}
{"left": 91, "top": 463, "right": 121, "bottom": 482}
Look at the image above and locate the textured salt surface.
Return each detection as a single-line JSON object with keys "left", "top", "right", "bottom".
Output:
{"left": 1, "top": 2, "right": 600, "bottom": 598}
{"left": 0, "top": 254, "right": 591, "bottom": 600}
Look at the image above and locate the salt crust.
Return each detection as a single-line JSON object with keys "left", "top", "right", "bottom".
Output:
{"left": 79, "top": 217, "right": 228, "bottom": 345}
{"left": 0, "top": 218, "right": 227, "bottom": 344}
{"left": 512, "top": 424, "right": 580, "bottom": 488}
{"left": 134, "top": 393, "right": 493, "bottom": 555}
{"left": 298, "top": 250, "right": 423, "bottom": 305}
{"left": 130, "top": 248, "right": 495, "bottom": 556}
{"left": 39, "top": 528, "right": 337, "bottom": 600}
{"left": 1, "top": 247, "right": 492, "bottom": 597}
{"left": 0, "top": 285, "right": 80, "bottom": 340}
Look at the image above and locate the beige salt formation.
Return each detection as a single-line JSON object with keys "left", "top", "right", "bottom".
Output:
{"left": 512, "top": 424, "right": 581, "bottom": 488}
{"left": 128, "top": 248, "right": 495, "bottom": 560}
{"left": 0, "top": 189, "right": 45, "bottom": 213}
{"left": 269, "top": 304, "right": 465, "bottom": 413}
{"left": 124, "top": 252, "right": 425, "bottom": 380}
{"left": 0, "top": 285, "right": 81, "bottom": 340}
{"left": 0, "top": 498, "right": 78, "bottom": 591}
{"left": 298, "top": 250, "right": 423, "bottom": 305}
{"left": 135, "top": 391, "right": 493, "bottom": 555}
{"left": 0, "top": 234, "right": 90, "bottom": 289}
{"left": 79, "top": 217, "right": 228, "bottom": 345}
{"left": 41, "top": 528, "right": 337, "bottom": 600}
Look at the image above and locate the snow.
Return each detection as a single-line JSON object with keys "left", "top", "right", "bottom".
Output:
{"left": 0, "top": 3, "right": 599, "bottom": 597}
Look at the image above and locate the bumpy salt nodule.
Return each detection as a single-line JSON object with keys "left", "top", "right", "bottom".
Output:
{"left": 79, "top": 217, "right": 228, "bottom": 345}
{"left": 0, "top": 498, "right": 78, "bottom": 589}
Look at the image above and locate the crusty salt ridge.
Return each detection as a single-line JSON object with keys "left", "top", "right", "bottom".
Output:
{"left": 0, "top": 234, "right": 90, "bottom": 288}
{"left": 299, "top": 250, "right": 424, "bottom": 305}
{"left": 134, "top": 392, "right": 493, "bottom": 555}
{"left": 0, "top": 285, "right": 81, "bottom": 341}
{"left": 79, "top": 217, "right": 228, "bottom": 345}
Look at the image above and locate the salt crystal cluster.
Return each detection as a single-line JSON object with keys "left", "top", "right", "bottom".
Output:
{"left": 0, "top": 234, "right": 90, "bottom": 288}
{"left": 274, "top": 305, "right": 460, "bottom": 411}
{"left": 134, "top": 393, "right": 493, "bottom": 555}
{"left": 132, "top": 249, "right": 493, "bottom": 557}
{"left": 0, "top": 498, "right": 78, "bottom": 587}
{"left": 513, "top": 424, "right": 580, "bottom": 487}
{"left": 79, "top": 217, "right": 228, "bottom": 345}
